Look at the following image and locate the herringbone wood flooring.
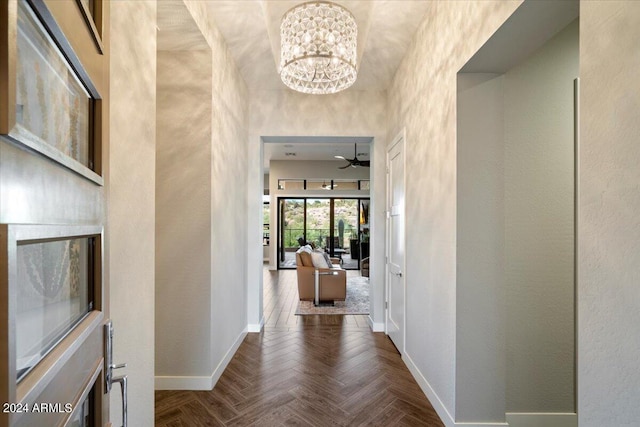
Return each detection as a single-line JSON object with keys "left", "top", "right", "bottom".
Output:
{"left": 155, "top": 269, "right": 444, "bottom": 426}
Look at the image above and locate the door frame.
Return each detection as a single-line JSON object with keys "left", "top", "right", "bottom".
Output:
{"left": 385, "top": 129, "right": 407, "bottom": 353}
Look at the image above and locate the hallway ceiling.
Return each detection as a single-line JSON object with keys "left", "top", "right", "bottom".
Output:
{"left": 205, "top": 0, "right": 433, "bottom": 92}
{"left": 264, "top": 140, "right": 371, "bottom": 170}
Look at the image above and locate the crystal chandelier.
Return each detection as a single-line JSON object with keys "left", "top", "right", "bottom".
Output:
{"left": 280, "top": 1, "right": 357, "bottom": 95}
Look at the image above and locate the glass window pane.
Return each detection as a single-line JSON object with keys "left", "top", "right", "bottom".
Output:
{"left": 68, "top": 386, "right": 94, "bottom": 427}
{"left": 16, "top": 238, "right": 93, "bottom": 380}
{"left": 277, "top": 179, "right": 304, "bottom": 190}
{"left": 279, "top": 199, "right": 305, "bottom": 268}
{"left": 263, "top": 203, "right": 270, "bottom": 245}
{"left": 306, "top": 180, "right": 334, "bottom": 190}
{"left": 306, "top": 199, "right": 330, "bottom": 250}
{"left": 333, "top": 180, "right": 358, "bottom": 190}
{"left": 13, "top": 1, "right": 92, "bottom": 167}
{"left": 333, "top": 199, "right": 359, "bottom": 249}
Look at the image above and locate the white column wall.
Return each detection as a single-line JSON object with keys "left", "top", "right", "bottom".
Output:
{"left": 579, "top": 2, "right": 640, "bottom": 425}
{"left": 456, "top": 73, "right": 506, "bottom": 422}
{"left": 109, "top": 1, "right": 156, "bottom": 425}
{"left": 503, "top": 20, "right": 578, "bottom": 413}
{"left": 183, "top": 0, "right": 249, "bottom": 387}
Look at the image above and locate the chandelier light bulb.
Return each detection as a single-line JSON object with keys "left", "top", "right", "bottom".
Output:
{"left": 280, "top": 1, "right": 358, "bottom": 95}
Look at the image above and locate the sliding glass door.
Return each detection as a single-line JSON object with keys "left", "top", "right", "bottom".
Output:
{"left": 333, "top": 199, "right": 359, "bottom": 269}
{"left": 278, "top": 197, "right": 367, "bottom": 270}
{"left": 305, "top": 199, "right": 330, "bottom": 251}
{"left": 278, "top": 199, "right": 304, "bottom": 267}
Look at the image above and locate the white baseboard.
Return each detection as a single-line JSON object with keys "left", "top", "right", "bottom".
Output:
{"left": 403, "top": 351, "right": 457, "bottom": 427}
{"left": 506, "top": 413, "right": 577, "bottom": 427}
{"left": 155, "top": 327, "right": 248, "bottom": 391}
{"left": 154, "top": 375, "right": 214, "bottom": 391}
{"left": 247, "top": 316, "right": 265, "bottom": 333}
{"left": 455, "top": 422, "right": 509, "bottom": 426}
{"left": 367, "top": 315, "right": 385, "bottom": 332}
{"left": 402, "top": 351, "right": 510, "bottom": 427}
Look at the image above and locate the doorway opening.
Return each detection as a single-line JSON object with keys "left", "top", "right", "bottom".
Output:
{"left": 251, "top": 135, "right": 377, "bottom": 332}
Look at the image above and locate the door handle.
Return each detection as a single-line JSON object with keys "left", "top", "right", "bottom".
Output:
{"left": 112, "top": 375, "right": 128, "bottom": 427}
{"left": 105, "top": 321, "right": 128, "bottom": 392}
{"left": 104, "top": 320, "right": 128, "bottom": 427}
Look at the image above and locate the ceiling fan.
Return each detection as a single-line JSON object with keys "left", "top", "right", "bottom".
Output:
{"left": 335, "top": 144, "right": 370, "bottom": 169}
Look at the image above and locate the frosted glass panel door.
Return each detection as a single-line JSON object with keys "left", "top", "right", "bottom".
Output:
{"left": 0, "top": 0, "right": 109, "bottom": 424}
{"left": 16, "top": 237, "right": 94, "bottom": 380}
{"left": 12, "top": 1, "right": 93, "bottom": 167}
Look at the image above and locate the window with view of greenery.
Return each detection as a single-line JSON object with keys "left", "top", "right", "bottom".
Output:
{"left": 280, "top": 199, "right": 359, "bottom": 249}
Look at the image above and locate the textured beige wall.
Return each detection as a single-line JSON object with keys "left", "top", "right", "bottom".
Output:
{"left": 155, "top": 49, "right": 213, "bottom": 378}
{"left": 154, "top": 0, "right": 249, "bottom": 388}
{"left": 579, "top": 2, "right": 640, "bottom": 425}
{"left": 387, "top": 0, "right": 521, "bottom": 420}
{"left": 108, "top": 0, "right": 156, "bottom": 425}
{"left": 195, "top": 4, "right": 251, "bottom": 371}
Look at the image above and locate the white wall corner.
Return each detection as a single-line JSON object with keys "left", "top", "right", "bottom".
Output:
{"left": 155, "top": 328, "right": 248, "bottom": 391}
{"left": 403, "top": 352, "right": 510, "bottom": 427}
{"left": 505, "top": 413, "right": 577, "bottom": 427}
{"left": 367, "top": 315, "right": 384, "bottom": 332}
{"left": 248, "top": 316, "right": 265, "bottom": 333}
{"left": 403, "top": 351, "right": 456, "bottom": 427}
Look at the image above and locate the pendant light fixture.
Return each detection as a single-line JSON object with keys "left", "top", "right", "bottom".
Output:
{"left": 280, "top": 1, "right": 358, "bottom": 95}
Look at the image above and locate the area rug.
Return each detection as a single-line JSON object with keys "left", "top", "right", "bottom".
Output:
{"left": 295, "top": 276, "right": 369, "bottom": 315}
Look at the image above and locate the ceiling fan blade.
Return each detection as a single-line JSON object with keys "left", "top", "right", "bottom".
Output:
{"left": 334, "top": 155, "right": 346, "bottom": 160}
{"left": 359, "top": 161, "right": 371, "bottom": 167}
{"left": 338, "top": 163, "right": 351, "bottom": 169}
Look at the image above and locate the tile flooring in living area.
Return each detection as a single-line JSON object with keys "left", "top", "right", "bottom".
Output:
{"left": 155, "top": 268, "right": 444, "bottom": 426}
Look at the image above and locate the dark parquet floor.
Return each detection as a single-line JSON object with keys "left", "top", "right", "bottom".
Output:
{"left": 155, "top": 269, "right": 444, "bottom": 426}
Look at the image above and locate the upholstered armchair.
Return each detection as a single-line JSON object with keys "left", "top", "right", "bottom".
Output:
{"left": 295, "top": 252, "right": 347, "bottom": 301}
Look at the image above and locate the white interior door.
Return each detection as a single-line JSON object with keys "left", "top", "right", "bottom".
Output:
{"left": 386, "top": 134, "right": 405, "bottom": 353}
